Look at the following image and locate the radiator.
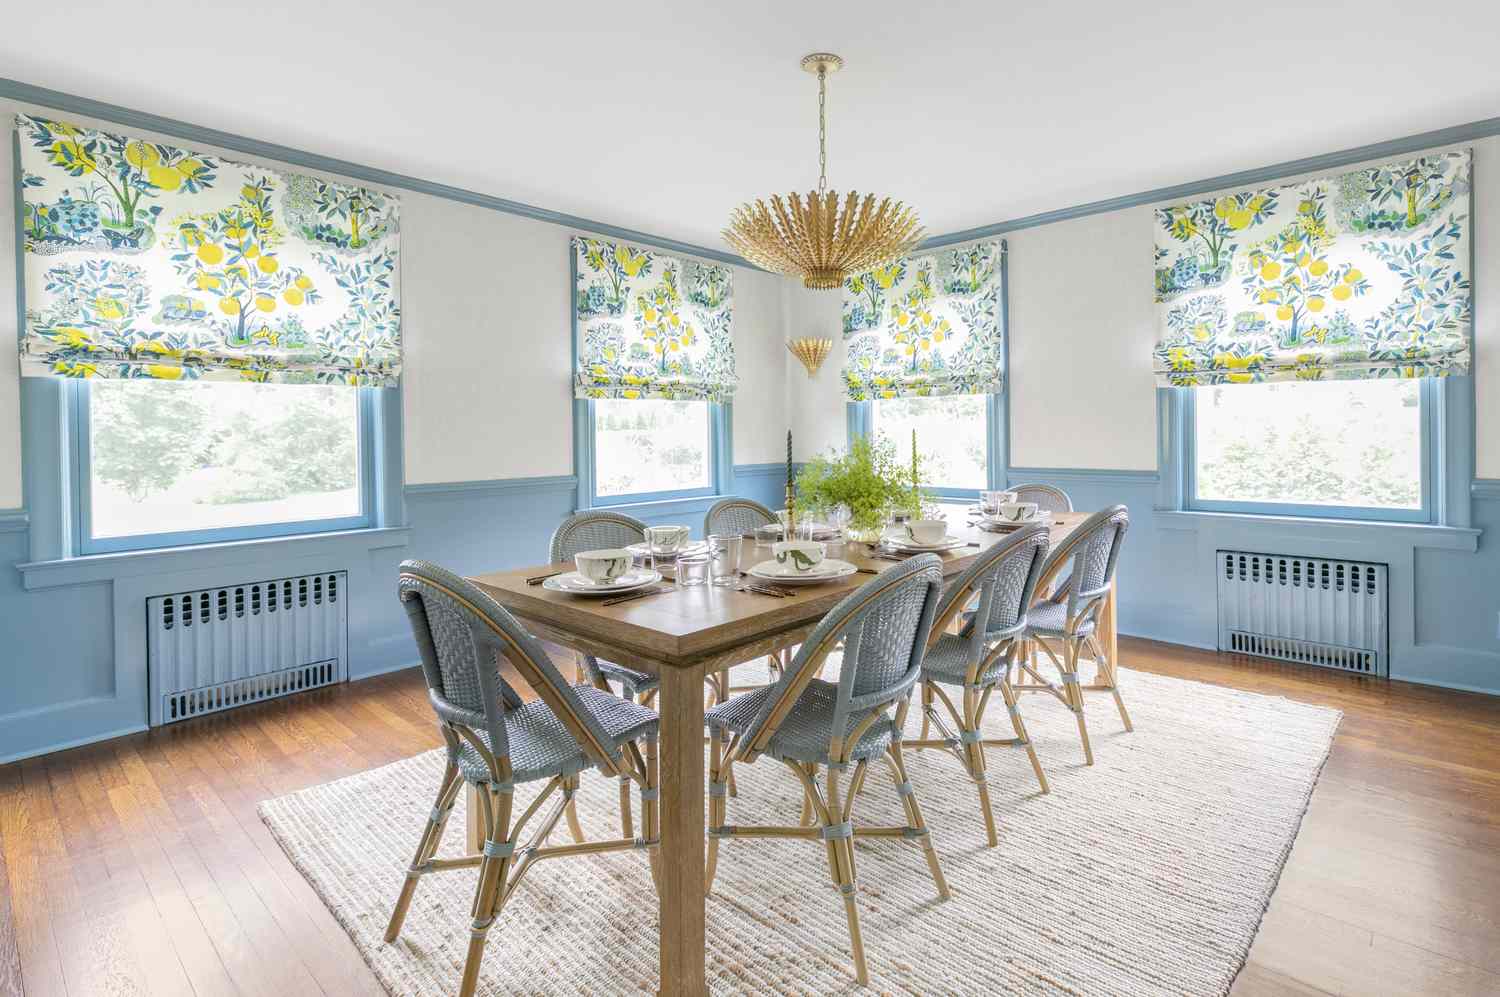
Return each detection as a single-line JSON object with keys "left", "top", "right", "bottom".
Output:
{"left": 147, "top": 571, "right": 349, "bottom": 725}
{"left": 1216, "top": 551, "right": 1387, "bottom": 677}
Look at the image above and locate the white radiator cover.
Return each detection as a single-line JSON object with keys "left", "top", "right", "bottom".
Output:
{"left": 147, "top": 572, "right": 349, "bottom": 725}
{"left": 1216, "top": 551, "right": 1388, "bottom": 677}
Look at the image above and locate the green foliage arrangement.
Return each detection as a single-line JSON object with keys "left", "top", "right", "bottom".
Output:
{"left": 795, "top": 434, "right": 934, "bottom": 536}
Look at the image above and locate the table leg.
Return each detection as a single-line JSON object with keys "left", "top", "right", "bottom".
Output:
{"left": 657, "top": 664, "right": 707, "bottom": 996}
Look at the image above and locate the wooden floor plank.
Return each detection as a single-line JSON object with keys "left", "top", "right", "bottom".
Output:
{"left": 2, "top": 639, "right": 1497, "bottom": 996}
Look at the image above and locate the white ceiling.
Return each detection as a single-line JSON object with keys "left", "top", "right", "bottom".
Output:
{"left": 7, "top": 1, "right": 1499, "bottom": 253}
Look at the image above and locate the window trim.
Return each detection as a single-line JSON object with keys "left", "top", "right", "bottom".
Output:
{"left": 1181, "top": 378, "right": 1436, "bottom": 525}
{"left": 578, "top": 397, "right": 730, "bottom": 510}
{"left": 848, "top": 392, "right": 1005, "bottom": 500}
{"left": 68, "top": 379, "right": 378, "bottom": 555}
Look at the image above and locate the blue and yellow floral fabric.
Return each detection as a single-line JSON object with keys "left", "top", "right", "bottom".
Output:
{"left": 840, "top": 240, "right": 1003, "bottom": 401}
{"left": 18, "top": 114, "right": 402, "bottom": 386}
{"left": 1153, "top": 151, "right": 1470, "bottom": 386}
{"left": 572, "top": 237, "right": 735, "bottom": 402}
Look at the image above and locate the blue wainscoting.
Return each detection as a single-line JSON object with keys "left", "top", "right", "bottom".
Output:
{"left": 0, "top": 465, "right": 797, "bottom": 762}
{"left": 1005, "top": 468, "right": 1500, "bottom": 694}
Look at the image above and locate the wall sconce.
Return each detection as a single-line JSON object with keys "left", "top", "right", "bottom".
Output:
{"left": 787, "top": 337, "right": 833, "bottom": 378}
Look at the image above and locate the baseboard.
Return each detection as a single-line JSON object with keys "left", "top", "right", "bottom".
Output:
{"left": 0, "top": 723, "right": 148, "bottom": 766}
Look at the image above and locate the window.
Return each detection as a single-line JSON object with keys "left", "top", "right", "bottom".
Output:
{"left": 593, "top": 398, "right": 714, "bottom": 501}
{"left": 78, "top": 379, "right": 370, "bottom": 552}
{"left": 872, "top": 394, "right": 989, "bottom": 493}
{"left": 1190, "top": 378, "right": 1426, "bottom": 519}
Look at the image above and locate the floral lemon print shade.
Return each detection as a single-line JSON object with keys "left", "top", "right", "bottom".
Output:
{"left": 18, "top": 113, "right": 402, "bottom": 386}
{"left": 1153, "top": 150, "right": 1470, "bottom": 386}
{"left": 573, "top": 237, "right": 736, "bottom": 403}
{"left": 840, "top": 240, "right": 1004, "bottom": 401}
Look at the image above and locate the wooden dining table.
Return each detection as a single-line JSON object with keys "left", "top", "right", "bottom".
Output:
{"left": 466, "top": 510, "right": 1113, "bottom": 996}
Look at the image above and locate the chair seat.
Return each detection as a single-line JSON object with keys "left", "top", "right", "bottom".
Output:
{"left": 1024, "top": 599, "right": 1094, "bottom": 639}
{"left": 705, "top": 679, "right": 897, "bottom": 765}
{"left": 921, "top": 632, "right": 1006, "bottom": 687}
{"left": 593, "top": 657, "right": 660, "bottom": 694}
{"left": 456, "top": 684, "right": 658, "bottom": 785}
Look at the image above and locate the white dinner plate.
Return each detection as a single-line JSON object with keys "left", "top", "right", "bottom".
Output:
{"left": 885, "top": 535, "right": 966, "bottom": 553}
{"left": 977, "top": 511, "right": 1054, "bottom": 531}
{"left": 747, "top": 558, "right": 858, "bottom": 585}
{"left": 542, "top": 568, "right": 662, "bottom": 596}
{"left": 625, "top": 541, "right": 708, "bottom": 560}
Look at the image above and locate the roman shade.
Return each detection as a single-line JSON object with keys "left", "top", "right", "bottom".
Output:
{"left": 18, "top": 114, "right": 402, "bottom": 386}
{"left": 572, "top": 237, "right": 736, "bottom": 403}
{"left": 840, "top": 240, "right": 1004, "bottom": 400}
{"left": 1153, "top": 150, "right": 1471, "bottom": 386}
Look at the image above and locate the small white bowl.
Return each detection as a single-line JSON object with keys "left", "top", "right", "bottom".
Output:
{"left": 997, "top": 501, "right": 1040, "bottom": 523}
{"left": 904, "top": 519, "right": 948, "bottom": 545}
{"left": 574, "top": 548, "right": 632, "bottom": 584}
{"left": 772, "top": 540, "right": 826, "bottom": 572}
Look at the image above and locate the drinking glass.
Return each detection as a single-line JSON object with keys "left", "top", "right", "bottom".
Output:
{"left": 707, "top": 534, "right": 742, "bottom": 587}
{"left": 675, "top": 551, "right": 709, "bottom": 588}
{"left": 631, "top": 545, "right": 656, "bottom": 575}
{"left": 754, "top": 523, "right": 781, "bottom": 546}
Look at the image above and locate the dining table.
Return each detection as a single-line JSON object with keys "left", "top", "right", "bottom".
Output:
{"left": 465, "top": 509, "right": 1114, "bottom": 996}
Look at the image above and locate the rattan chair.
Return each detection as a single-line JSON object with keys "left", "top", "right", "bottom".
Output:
{"left": 1014, "top": 505, "right": 1131, "bottom": 764}
{"left": 703, "top": 497, "right": 787, "bottom": 701}
{"left": 703, "top": 496, "right": 777, "bottom": 538}
{"left": 1009, "top": 482, "right": 1073, "bottom": 514}
{"left": 385, "top": 561, "right": 659, "bottom": 997}
{"left": 908, "top": 524, "right": 1051, "bottom": 846}
{"left": 704, "top": 555, "right": 950, "bottom": 986}
{"left": 549, "top": 511, "right": 660, "bottom": 701}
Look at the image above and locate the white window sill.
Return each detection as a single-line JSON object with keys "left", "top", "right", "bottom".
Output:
{"left": 16, "top": 526, "right": 410, "bottom": 590}
{"left": 1153, "top": 509, "right": 1479, "bottom": 552}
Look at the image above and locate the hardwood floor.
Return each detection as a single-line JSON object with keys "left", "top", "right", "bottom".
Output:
{"left": 2, "top": 637, "right": 1497, "bottom": 995}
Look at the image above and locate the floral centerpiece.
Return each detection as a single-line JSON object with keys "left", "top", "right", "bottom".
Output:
{"left": 795, "top": 434, "right": 935, "bottom": 542}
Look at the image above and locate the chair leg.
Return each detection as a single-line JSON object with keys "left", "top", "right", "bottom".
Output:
{"left": 642, "top": 736, "right": 661, "bottom": 893}
{"left": 962, "top": 686, "right": 998, "bottom": 848}
{"left": 919, "top": 681, "right": 934, "bottom": 741}
{"left": 798, "top": 762, "right": 816, "bottom": 826}
{"left": 563, "top": 775, "right": 586, "bottom": 843}
{"left": 618, "top": 776, "right": 634, "bottom": 838}
{"left": 705, "top": 728, "right": 726, "bottom": 894}
{"left": 459, "top": 782, "right": 514, "bottom": 997}
{"left": 823, "top": 766, "right": 868, "bottom": 986}
{"left": 1065, "top": 640, "right": 1094, "bottom": 766}
{"left": 887, "top": 741, "right": 949, "bottom": 899}
{"left": 1089, "top": 634, "right": 1134, "bottom": 732}
{"left": 385, "top": 759, "right": 462, "bottom": 942}
{"left": 999, "top": 675, "right": 1049, "bottom": 794}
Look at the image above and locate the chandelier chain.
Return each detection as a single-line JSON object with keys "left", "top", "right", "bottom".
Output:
{"left": 817, "top": 65, "right": 827, "bottom": 193}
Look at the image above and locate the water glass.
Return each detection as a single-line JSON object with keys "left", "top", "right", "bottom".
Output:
{"left": 754, "top": 523, "right": 781, "bottom": 546}
{"left": 675, "top": 551, "right": 709, "bottom": 588}
{"left": 980, "top": 490, "right": 1015, "bottom": 516}
{"left": 631, "top": 546, "right": 656, "bottom": 574}
{"left": 707, "top": 534, "right": 742, "bottom": 587}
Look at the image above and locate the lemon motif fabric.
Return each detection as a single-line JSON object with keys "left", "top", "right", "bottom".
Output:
{"left": 572, "top": 237, "right": 735, "bottom": 402}
{"left": 1153, "top": 150, "right": 1471, "bottom": 386}
{"left": 18, "top": 114, "right": 402, "bottom": 386}
{"left": 840, "top": 240, "right": 1004, "bottom": 401}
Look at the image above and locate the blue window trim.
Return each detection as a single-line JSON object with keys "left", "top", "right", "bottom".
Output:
{"left": 578, "top": 396, "right": 729, "bottom": 510}
{"left": 67, "top": 380, "right": 380, "bottom": 555}
{"left": 1168, "top": 376, "right": 1466, "bottom": 527}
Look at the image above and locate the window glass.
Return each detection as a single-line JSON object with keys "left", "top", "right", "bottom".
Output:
{"left": 873, "top": 394, "right": 988, "bottom": 491}
{"left": 88, "top": 380, "right": 361, "bottom": 540}
{"left": 1193, "top": 379, "right": 1421, "bottom": 510}
{"left": 594, "top": 398, "right": 711, "bottom": 498}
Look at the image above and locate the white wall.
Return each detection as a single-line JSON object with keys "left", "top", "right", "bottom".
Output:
{"left": 1008, "top": 209, "right": 1159, "bottom": 470}
{"left": 783, "top": 286, "right": 846, "bottom": 460}
{"left": 0, "top": 96, "right": 789, "bottom": 500}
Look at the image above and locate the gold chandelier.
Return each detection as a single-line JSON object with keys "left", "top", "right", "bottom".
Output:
{"left": 723, "top": 53, "right": 925, "bottom": 289}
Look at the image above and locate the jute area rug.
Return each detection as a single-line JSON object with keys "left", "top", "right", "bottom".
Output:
{"left": 259, "top": 668, "right": 1340, "bottom": 995}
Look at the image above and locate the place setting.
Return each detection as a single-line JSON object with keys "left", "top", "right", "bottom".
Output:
{"left": 970, "top": 488, "right": 1054, "bottom": 532}
{"left": 743, "top": 539, "right": 858, "bottom": 590}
